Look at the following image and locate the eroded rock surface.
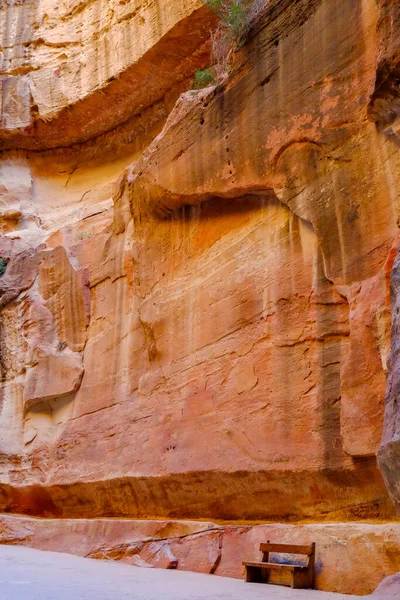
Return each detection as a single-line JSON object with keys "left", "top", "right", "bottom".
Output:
{"left": 379, "top": 249, "right": 400, "bottom": 511}
{"left": 0, "top": 0, "right": 400, "bottom": 596}
{"left": 0, "top": 0, "right": 217, "bottom": 149}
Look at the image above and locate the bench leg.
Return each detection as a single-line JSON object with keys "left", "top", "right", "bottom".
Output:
{"left": 292, "top": 570, "right": 312, "bottom": 589}
{"left": 245, "top": 566, "right": 259, "bottom": 583}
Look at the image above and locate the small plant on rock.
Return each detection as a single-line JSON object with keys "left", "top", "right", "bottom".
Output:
{"left": 203, "top": 0, "right": 266, "bottom": 80}
{"left": 193, "top": 68, "right": 217, "bottom": 90}
{"left": 207, "top": 0, "right": 248, "bottom": 39}
{"left": 205, "top": 0, "right": 265, "bottom": 42}
{"left": 76, "top": 229, "right": 95, "bottom": 241}
{"left": 191, "top": 0, "right": 266, "bottom": 90}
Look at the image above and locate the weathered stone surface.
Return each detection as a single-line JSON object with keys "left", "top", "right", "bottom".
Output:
{"left": 0, "top": 158, "right": 31, "bottom": 230}
{"left": 379, "top": 247, "right": 400, "bottom": 511}
{"left": 0, "top": 246, "right": 41, "bottom": 308}
{"left": 128, "top": 0, "right": 399, "bottom": 283}
{"left": 38, "top": 246, "right": 89, "bottom": 353}
{"left": 0, "top": 192, "right": 393, "bottom": 522}
{"left": 341, "top": 249, "right": 394, "bottom": 457}
{"left": 0, "top": 0, "right": 217, "bottom": 149}
{"left": 24, "top": 351, "right": 84, "bottom": 410}
{"left": 1, "top": 77, "right": 31, "bottom": 130}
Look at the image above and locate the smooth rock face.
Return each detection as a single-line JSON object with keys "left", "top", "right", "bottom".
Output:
{"left": 0, "top": 0, "right": 400, "bottom": 596}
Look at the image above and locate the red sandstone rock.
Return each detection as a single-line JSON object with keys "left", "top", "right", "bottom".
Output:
{"left": 127, "top": 556, "right": 154, "bottom": 568}
{"left": 0, "top": 0, "right": 397, "bottom": 525}
{"left": 38, "top": 246, "right": 90, "bottom": 353}
{"left": 0, "top": 1, "right": 218, "bottom": 150}
{"left": 379, "top": 246, "right": 400, "bottom": 511}
{"left": 24, "top": 351, "right": 84, "bottom": 410}
{"left": 341, "top": 249, "right": 394, "bottom": 457}
{"left": 139, "top": 542, "right": 178, "bottom": 570}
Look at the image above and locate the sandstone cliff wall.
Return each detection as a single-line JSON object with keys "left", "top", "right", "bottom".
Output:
{"left": 0, "top": 0, "right": 400, "bottom": 595}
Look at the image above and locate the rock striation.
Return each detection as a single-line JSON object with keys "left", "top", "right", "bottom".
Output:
{"left": 0, "top": 0, "right": 400, "bottom": 595}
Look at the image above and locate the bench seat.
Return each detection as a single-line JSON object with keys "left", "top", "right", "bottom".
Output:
{"left": 243, "top": 561, "right": 306, "bottom": 571}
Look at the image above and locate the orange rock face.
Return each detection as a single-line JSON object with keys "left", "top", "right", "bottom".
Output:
{"left": 1, "top": 0, "right": 400, "bottom": 595}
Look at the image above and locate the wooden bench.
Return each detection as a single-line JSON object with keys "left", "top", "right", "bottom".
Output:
{"left": 243, "top": 541, "right": 316, "bottom": 589}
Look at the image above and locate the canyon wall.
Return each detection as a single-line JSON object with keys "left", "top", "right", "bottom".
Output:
{"left": 1, "top": 0, "right": 400, "bottom": 595}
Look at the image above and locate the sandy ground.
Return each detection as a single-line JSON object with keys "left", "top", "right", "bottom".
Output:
{"left": 0, "top": 545, "right": 362, "bottom": 600}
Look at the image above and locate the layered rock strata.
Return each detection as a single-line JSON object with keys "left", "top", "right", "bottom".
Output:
{"left": 0, "top": 0, "right": 217, "bottom": 149}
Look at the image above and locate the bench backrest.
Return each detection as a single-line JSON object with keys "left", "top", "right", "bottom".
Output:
{"left": 259, "top": 542, "right": 315, "bottom": 556}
